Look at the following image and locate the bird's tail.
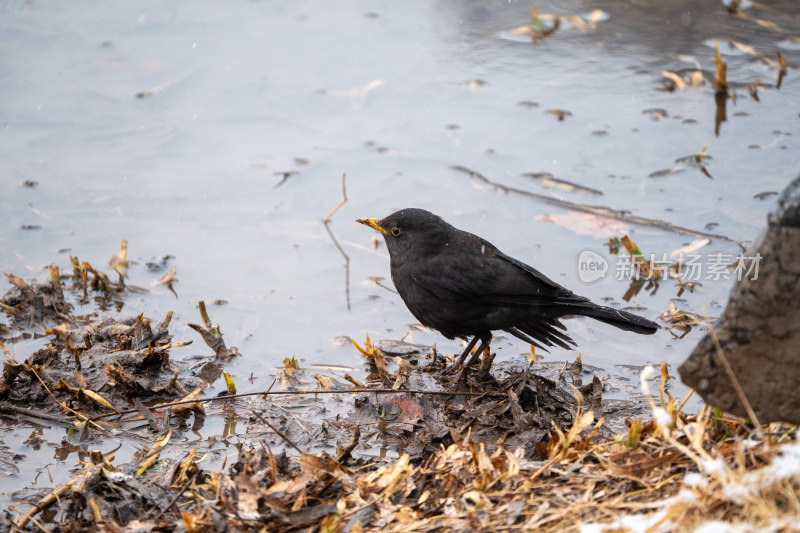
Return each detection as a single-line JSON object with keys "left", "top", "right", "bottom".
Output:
{"left": 577, "top": 305, "right": 659, "bottom": 335}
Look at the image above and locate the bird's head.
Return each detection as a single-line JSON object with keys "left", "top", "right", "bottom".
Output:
{"left": 356, "top": 208, "right": 455, "bottom": 259}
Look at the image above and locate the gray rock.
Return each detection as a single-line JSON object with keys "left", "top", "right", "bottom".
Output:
{"left": 679, "top": 175, "right": 800, "bottom": 424}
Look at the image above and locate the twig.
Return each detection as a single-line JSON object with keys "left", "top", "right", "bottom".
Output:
{"left": 133, "top": 397, "right": 163, "bottom": 432}
{"left": 270, "top": 401, "right": 310, "bottom": 434}
{"left": 152, "top": 471, "right": 200, "bottom": 521}
{"left": 337, "top": 426, "right": 361, "bottom": 464}
{"left": 188, "top": 301, "right": 228, "bottom": 358}
{"left": 675, "top": 388, "right": 695, "bottom": 415}
{"left": 344, "top": 373, "right": 366, "bottom": 388}
{"left": 13, "top": 513, "right": 48, "bottom": 533}
{"left": 251, "top": 410, "right": 306, "bottom": 455}
{"left": 708, "top": 324, "right": 764, "bottom": 439}
{"left": 273, "top": 170, "right": 299, "bottom": 189}
{"left": 14, "top": 464, "right": 103, "bottom": 530}
{"left": 323, "top": 173, "right": 351, "bottom": 310}
{"left": 324, "top": 173, "right": 348, "bottom": 223}
{"left": 25, "top": 364, "right": 108, "bottom": 434}
{"left": 88, "top": 387, "right": 492, "bottom": 422}
{"left": 0, "top": 338, "right": 15, "bottom": 361}
{"left": 0, "top": 402, "right": 77, "bottom": 426}
{"left": 374, "top": 278, "right": 398, "bottom": 295}
{"left": 451, "top": 165, "right": 742, "bottom": 244}
{"left": 44, "top": 465, "right": 65, "bottom": 518}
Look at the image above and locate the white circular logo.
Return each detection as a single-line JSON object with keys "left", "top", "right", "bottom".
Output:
{"left": 577, "top": 250, "right": 608, "bottom": 283}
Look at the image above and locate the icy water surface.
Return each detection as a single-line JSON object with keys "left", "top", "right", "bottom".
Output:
{"left": 1, "top": 0, "right": 799, "bottom": 510}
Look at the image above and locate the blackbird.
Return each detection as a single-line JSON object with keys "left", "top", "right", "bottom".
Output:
{"left": 357, "top": 208, "right": 658, "bottom": 367}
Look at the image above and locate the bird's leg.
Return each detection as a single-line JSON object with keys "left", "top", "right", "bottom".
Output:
{"left": 474, "top": 350, "right": 497, "bottom": 384}
{"left": 444, "top": 336, "right": 480, "bottom": 374}
{"left": 457, "top": 337, "right": 492, "bottom": 384}
{"left": 464, "top": 337, "right": 491, "bottom": 368}
{"left": 442, "top": 336, "right": 482, "bottom": 376}
{"left": 478, "top": 349, "right": 496, "bottom": 371}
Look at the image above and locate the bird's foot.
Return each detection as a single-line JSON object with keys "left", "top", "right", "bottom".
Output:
{"left": 440, "top": 365, "right": 466, "bottom": 382}
{"left": 441, "top": 362, "right": 464, "bottom": 376}
{"left": 473, "top": 351, "right": 497, "bottom": 384}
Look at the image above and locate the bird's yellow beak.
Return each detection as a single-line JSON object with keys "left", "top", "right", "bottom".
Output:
{"left": 356, "top": 217, "right": 388, "bottom": 235}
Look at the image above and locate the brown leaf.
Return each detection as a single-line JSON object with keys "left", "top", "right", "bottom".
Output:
{"left": 155, "top": 265, "right": 177, "bottom": 285}
{"left": 81, "top": 389, "right": 120, "bottom": 414}
{"left": 299, "top": 452, "right": 352, "bottom": 479}
{"left": 714, "top": 43, "right": 728, "bottom": 93}
{"left": 313, "top": 373, "right": 335, "bottom": 389}
{"left": 390, "top": 395, "right": 424, "bottom": 424}
{"left": 172, "top": 388, "right": 205, "bottom": 416}
{"left": 109, "top": 240, "right": 128, "bottom": 276}
{"left": 5, "top": 273, "right": 29, "bottom": 290}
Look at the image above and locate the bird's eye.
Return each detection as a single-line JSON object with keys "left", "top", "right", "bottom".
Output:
{"left": 391, "top": 227, "right": 402, "bottom": 237}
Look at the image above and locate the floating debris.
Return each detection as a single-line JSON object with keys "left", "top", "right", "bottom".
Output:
{"left": 607, "top": 237, "right": 621, "bottom": 255}
{"left": 749, "top": 78, "right": 761, "bottom": 101}
{"left": 648, "top": 167, "right": 684, "bottom": 179}
{"left": 660, "top": 69, "right": 704, "bottom": 90}
{"left": 659, "top": 301, "right": 708, "bottom": 338}
{"left": 510, "top": 5, "right": 607, "bottom": 44}
{"left": 521, "top": 172, "right": 604, "bottom": 195}
{"left": 546, "top": 109, "right": 573, "bottom": 121}
{"left": 675, "top": 148, "right": 714, "bottom": 179}
{"left": 777, "top": 51, "right": 787, "bottom": 89}
{"left": 754, "top": 191, "right": 778, "bottom": 200}
{"left": 188, "top": 300, "right": 237, "bottom": 359}
{"left": 649, "top": 145, "right": 713, "bottom": 179}
{"left": 729, "top": 40, "right": 758, "bottom": 56}
{"left": 714, "top": 43, "right": 729, "bottom": 136}
{"left": 273, "top": 170, "right": 300, "bottom": 188}
{"left": 675, "top": 277, "right": 703, "bottom": 298}
{"left": 450, "top": 165, "right": 740, "bottom": 243}
{"left": 537, "top": 212, "right": 627, "bottom": 239}
{"left": 642, "top": 108, "right": 669, "bottom": 121}
{"left": 109, "top": 239, "right": 129, "bottom": 278}
{"left": 154, "top": 265, "right": 178, "bottom": 297}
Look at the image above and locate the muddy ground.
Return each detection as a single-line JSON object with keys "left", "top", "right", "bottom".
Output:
{"left": 0, "top": 251, "right": 664, "bottom": 530}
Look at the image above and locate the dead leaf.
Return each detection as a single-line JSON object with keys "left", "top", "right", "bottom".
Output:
{"left": 155, "top": 265, "right": 177, "bottom": 286}
{"left": 714, "top": 43, "right": 728, "bottom": 94}
{"left": 777, "top": 51, "right": 787, "bottom": 89}
{"left": 81, "top": 389, "right": 120, "bottom": 414}
{"left": 535, "top": 212, "right": 628, "bottom": 239}
{"left": 172, "top": 388, "right": 205, "bottom": 416}
{"left": 314, "top": 373, "right": 335, "bottom": 389}
{"left": 109, "top": 240, "right": 128, "bottom": 276}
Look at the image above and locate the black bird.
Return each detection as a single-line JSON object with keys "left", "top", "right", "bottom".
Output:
{"left": 357, "top": 208, "right": 658, "bottom": 368}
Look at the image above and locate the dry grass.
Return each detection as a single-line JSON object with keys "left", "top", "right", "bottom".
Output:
{"left": 11, "top": 362, "right": 800, "bottom": 532}
{"left": 166, "top": 369, "right": 800, "bottom": 532}
{"left": 309, "top": 406, "right": 800, "bottom": 532}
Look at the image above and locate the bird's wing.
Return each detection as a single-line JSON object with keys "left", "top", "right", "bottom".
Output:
{"left": 409, "top": 240, "right": 589, "bottom": 308}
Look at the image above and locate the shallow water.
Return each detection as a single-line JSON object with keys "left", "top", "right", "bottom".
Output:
{"left": 1, "top": 0, "right": 798, "bottom": 511}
